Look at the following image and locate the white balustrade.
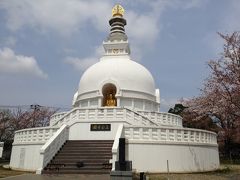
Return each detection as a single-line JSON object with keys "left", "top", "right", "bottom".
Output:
{"left": 53, "top": 107, "right": 158, "bottom": 127}
{"left": 124, "top": 126, "right": 217, "bottom": 145}
{"left": 13, "top": 127, "right": 59, "bottom": 144}
{"left": 37, "top": 124, "right": 69, "bottom": 174}
{"left": 50, "top": 112, "right": 67, "bottom": 126}
{"left": 138, "top": 111, "right": 183, "bottom": 127}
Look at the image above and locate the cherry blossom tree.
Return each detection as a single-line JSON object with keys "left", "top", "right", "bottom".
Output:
{"left": 182, "top": 32, "right": 240, "bottom": 158}
{"left": 0, "top": 106, "right": 56, "bottom": 142}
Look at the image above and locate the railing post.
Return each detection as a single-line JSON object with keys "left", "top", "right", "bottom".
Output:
{"left": 124, "top": 109, "right": 127, "bottom": 121}
{"left": 130, "top": 128, "right": 134, "bottom": 139}
{"left": 113, "top": 108, "right": 116, "bottom": 120}
{"left": 149, "top": 128, "right": 152, "bottom": 140}
{"left": 140, "top": 128, "right": 143, "bottom": 140}
{"left": 194, "top": 131, "right": 196, "bottom": 142}
{"left": 174, "top": 129, "right": 177, "bottom": 141}
{"left": 181, "top": 130, "right": 184, "bottom": 142}
{"left": 166, "top": 129, "right": 169, "bottom": 141}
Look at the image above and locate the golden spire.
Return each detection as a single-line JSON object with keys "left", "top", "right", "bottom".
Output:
{"left": 112, "top": 4, "right": 125, "bottom": 17}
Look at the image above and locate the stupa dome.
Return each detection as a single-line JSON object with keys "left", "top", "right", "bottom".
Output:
{"left": 78, "top": 55, "right": 156, "bottom": 96}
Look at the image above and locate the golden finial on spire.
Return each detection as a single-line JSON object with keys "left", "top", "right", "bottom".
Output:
{"left": 112, "top": 4, "right": 125, "bottom": 17}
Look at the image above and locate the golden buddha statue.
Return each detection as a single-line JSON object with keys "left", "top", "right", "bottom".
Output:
{"left": 106, "top": 94, "right": 116, "bottom": 106}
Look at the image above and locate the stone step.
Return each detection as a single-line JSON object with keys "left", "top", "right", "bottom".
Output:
{"left": 43, "top": 140, "right": 113, "bottom": 174}
{"left": 65, "top": 140, "right": 113, "bottom": 144}
{"left": 63, "top": 144, "right": 112, "bottom": 149}
{"left": 58, "top": 150, "right": 112, "bottom": 154}
{"left": 43, "top": 169, "right": 111, "bottom": 174}
{"left": 51, "top": 158, "right": 111, "bottom": 162}
{"left": 47, "top": 162, "right": 110, "bottom": 166}
{"left": 60, "top": 146, "right": 112, "bottom": 149}
{"left": 45, "top": 165, "right": 111, "bottom": 170}
{"left": 54, "top": 156, "right": 112, "bottom": 160}
{"left": 57, "top": 152, "right": 112, "bottom": 156}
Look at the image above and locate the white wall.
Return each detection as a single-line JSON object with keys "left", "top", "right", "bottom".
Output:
{"left": 10, "top": 144, "right": 44, "bottom": 171}
{"left": 126, "top": 142, "right": 219, "bottom": 172}
{"left": 120, "top": 98, "right": 159, "bottom": 112}
{"left": 69, "top": 122, "right": 122, "bottom": 140}
{"left": 0, "top": 142, "right": 3, "bottom": 158}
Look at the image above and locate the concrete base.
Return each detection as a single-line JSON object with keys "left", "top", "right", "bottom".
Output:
{"left": 110, "top": 171, "right": 133, "bottom": 180}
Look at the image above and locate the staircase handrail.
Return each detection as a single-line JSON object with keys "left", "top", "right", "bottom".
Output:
{"left": 137, "top": 110, "right": 183, "bottom": 127}
{"left": 52, "top": 108, "right": 79, "bottom": 126}
{"left": 50, "top": 111, "right": 68, "bottom": 125}
{"left": 111, "top": 124, "right": 124, "bottom": 171}
{"left": 37, "top": 124, "right": 69, "bottom": 174}
{"left": 125, "top": 108, "right": 158, "bottom": 126}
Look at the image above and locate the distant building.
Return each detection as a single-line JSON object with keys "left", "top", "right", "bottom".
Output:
{"left": 10, "top": 4, "right": 219, "bottom": 174}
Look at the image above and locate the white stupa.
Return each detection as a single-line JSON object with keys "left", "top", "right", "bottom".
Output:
{"left": 10, "top": 5, "right": 219, "bottom": 174}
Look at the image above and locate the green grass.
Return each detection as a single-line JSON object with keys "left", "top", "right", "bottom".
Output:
{"left": 133, "top": 164, "right": 240, "bottom": 180}
{"left": 0, "top": 166, "right": 32, "bottom": 178}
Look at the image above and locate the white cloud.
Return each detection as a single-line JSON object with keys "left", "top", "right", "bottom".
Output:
{"left": 0, "top": 0, "right": 206, "bottom": 65}
{"left": 125, "top": 0, "right": 206, "bottom": 61}
{"left": 202, "top": 0, "right": 240, "bottom": 56}
{"left": 0, "top": 36, "right": 17, "bottom": 47}
{"left": 160, "top": 98, "right": 180, "bottom": 111}
{"left": 65, "top": 57, "right": 97, "bottom": 71}
{"left": 126, "top": 11, "right": 160, "bottom": 46}
{"left": 0, "top": 0, "right": 111, "bottom": 36}
{"left": 0, "top": 0, "right": 205, "bottom": 40}
{"left": 64, "top": 46, "right": 103, "bottom": 71}
{"left": 222, "top": 0, "right": 240, "bottom": 32}
{"left": 203, "top": 33, "right": 224, "bottom": 56}
{"left": 5, "top": 36, "right": 17, "bottom": 46}
{"left": 0, "top": 47, "right": 47, "bottom": 78}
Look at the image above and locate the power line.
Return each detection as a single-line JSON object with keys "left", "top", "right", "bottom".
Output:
{"left": 0, "top": 104, "right": 71, "bottom": 111}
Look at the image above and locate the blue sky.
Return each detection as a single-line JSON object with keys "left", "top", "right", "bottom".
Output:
{"left": 0, "top": 0, "right": 239, "bottom": 111}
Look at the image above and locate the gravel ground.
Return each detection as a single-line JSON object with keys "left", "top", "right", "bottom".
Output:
{"left": 0, "top": 164, "right": 239, "bottom": 179}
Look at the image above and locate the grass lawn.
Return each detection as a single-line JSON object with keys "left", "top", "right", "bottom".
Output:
{"left": 135, "top": 164, "right": 240, "bottom": 180}
{"left": 0, "top": 166, "right": 32, "bottom": 178}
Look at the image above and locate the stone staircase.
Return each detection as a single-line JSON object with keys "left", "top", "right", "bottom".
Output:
{"left": 42, "top": 140, "right": 114, "bottom": 174}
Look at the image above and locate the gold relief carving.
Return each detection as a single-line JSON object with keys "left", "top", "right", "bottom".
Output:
{"left": 112, "top": 4, "right": 124, "bottom": 17}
